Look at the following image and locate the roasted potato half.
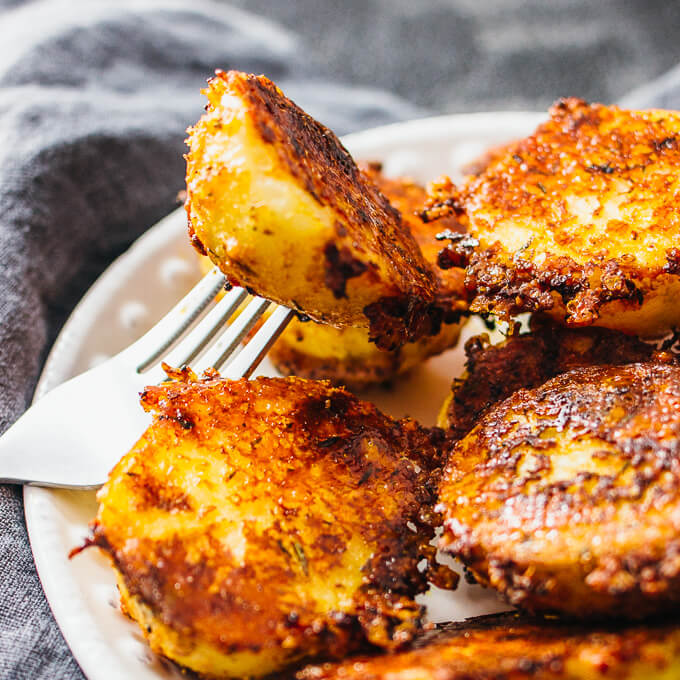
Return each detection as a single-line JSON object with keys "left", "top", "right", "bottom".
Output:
{"left": 439, "top": 362, "right": 680, "bottom": 620}
{"left": 298, "top": 612, "right": 680, "bottom": 680}
{"left": 438, "top": 317, "right": 674, "bottom": 439}
{"left": 85, "top": 372, "right": 455, "bottom": 678}
{"left": 185, "top": 70, "right": 438, "bottom": 350}
{"left": 428, "top": 98, "right": 680, "bottom": 336}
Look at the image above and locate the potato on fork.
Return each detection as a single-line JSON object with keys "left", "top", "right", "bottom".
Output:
{"left": 185, "top": 71, "right": 442, "bottom": 351}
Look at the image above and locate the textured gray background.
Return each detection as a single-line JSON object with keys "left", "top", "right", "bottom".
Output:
{"left": 2, "top": 1, "right": 680, "bottom": 679}
{"left": 228, "top": 0, "right": 680, "bottom": 111}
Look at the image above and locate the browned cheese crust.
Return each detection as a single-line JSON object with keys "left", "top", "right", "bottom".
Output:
{"left": 439, "top": 362, "right": 680, "bottom": 620}
{"left": 441, "top": 317, "right": 676, "bottom": 440}
{"left": 426, "top": 98, "right": 680, "bottom": 336}
{"left": 88, "top": 373, "right": 456, "bottom": 677}
{"left": 298, "top": 612, "right": 680, "bottom": 680}
{"left": 360, "top": 162, "right": 467, "bottom": 317}
{"left": 185, "top": 71, "right": 439, "bottom": 350}
{"left": 269, "top": 163, "right": 468, "bottom": 389}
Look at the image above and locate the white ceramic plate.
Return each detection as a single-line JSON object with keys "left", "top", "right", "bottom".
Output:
{"left": 25, "top": 111, "right": 544, "bottom": 680}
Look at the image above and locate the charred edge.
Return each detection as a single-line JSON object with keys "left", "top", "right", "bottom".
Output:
{"left": 436, "top": 232, "right": 479, "bottom": 270}
{"left": 68, "top": 535, "right": 100, "bottom": 559}
{"left": 364, "top": 297, "right": 444, "bottom": 351}
{"left": 664, "top": 248, "right": 680, "bottom": 275}
{"left": 445, "top": 320, "right": 667, "bottom": 442}
{"left": 187, "top": 226, "right": 208, "bottom": 256}
{"left": 238, "top": 72, "right": 361, "bottom": 209}
{"left": 323, "top": 243, "right": 368, "bottom": 299}
{"left": 465, "top": 247, "right": 646, "bottom": 323}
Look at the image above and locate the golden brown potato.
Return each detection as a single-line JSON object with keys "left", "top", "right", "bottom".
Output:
{"left": 185, "top": 70, "right": 439, "bottom": 350}
{"left": 268, "top": 164, "right": 468, "bottom": 389}
{"left": 439, "top": 362, "right": 680, "bottom": 620}
{"left": 84, "top": 371, "right": 455, "bottom": 678}
{"left": 438, "top": 317, "right": 675, "bottom": 439}
{"left": 298, "top": 612, "right": 680, "bottom": 680}
{"left": 427, "top": 98, "right": 680, "bottom": 336}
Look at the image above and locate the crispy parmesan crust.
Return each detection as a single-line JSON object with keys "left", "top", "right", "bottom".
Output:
{"left": 298, "top": 612, "right": 680, "bottom": 680}
{"left": 87, "top": 373, "right": 456, "bottom": 678}
{"left": 439, "top": 317, "right": 677, "bottom": 439}
{"left": 439, "top": 362, "right": 680, "bottom": 620}
{"left": 185, "top": 71, "right": 439, "bottom": 350}
{"left": 361, "top": 163, "right": 467, "bottom": 317}
{"left": 427, "top": 98, "right": 680, "bottom": 335}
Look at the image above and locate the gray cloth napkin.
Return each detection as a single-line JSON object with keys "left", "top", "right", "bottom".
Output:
{"left": 2, "top": 1, "right": 680, "bottom": 678}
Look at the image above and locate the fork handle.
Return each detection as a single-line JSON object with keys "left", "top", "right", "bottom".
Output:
{"left": 0, "top": 359, "right": 149, "bottom": 488}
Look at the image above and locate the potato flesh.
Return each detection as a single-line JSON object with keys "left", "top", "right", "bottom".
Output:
{"left": 194, "top": 164, "right": 468, "bottom": 389}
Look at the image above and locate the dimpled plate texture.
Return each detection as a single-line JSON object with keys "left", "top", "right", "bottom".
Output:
{"left": 25, "top": 112, "right": 543, "bottom": 680}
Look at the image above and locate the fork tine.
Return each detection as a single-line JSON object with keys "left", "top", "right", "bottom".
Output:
{"left": 194, "top": 296, "right": 272, "bottom": 373}
{"left": 134, "top": 267, "right": 226, "bottom": 372}
{"left": 162, "top": 286, "right": 249, "bottom": 369}
{"left": 222, "top": 305, "right": 295, "bottom": 379}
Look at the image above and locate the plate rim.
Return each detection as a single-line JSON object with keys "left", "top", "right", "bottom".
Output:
{"left": 24, "top": 109, "right": 544, "bottom": 680}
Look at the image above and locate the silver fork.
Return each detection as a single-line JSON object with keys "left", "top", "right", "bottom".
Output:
{"left": 0, "top": 267, "right": 293, "bottom": 488}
